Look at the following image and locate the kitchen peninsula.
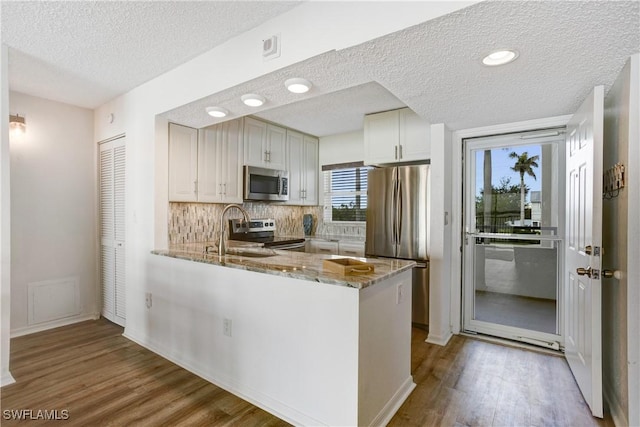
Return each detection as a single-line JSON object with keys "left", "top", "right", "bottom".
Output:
{"left": 143, "top": 244, "right": 415, "bottom": 426}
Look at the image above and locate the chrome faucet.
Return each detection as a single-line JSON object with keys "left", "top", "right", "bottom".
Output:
{"left": 218, "top": 204, "right": 251, "bottom": 256}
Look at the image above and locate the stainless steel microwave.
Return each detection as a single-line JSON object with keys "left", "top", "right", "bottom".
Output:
{"left": 243, "top": 166, "right": 289, "bottom": 201}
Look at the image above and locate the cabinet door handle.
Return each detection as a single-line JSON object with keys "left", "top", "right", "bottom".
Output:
{"left": 223, "top": 183, "right": 227, "bottom": 195}
{"left": 302, "top": 189, "right": 306, "bottom": 199}
{"left": 399, "top": 145, "right": 403, "bottom": 159}
{"left": 267, "top": 151, "right": 271, "bottom": 162}
{"left": 395, "top": 146, "right": 398, "bottom": 159}
{"left": 264, "top": 151, "right": 268, "bottom": 162}
{"left": 218, "top": 184, "right": 222, "bottom": 195}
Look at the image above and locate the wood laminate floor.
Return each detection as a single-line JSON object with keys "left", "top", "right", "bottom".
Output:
{"left": 1, "top": 319, "right": 612, "bottom": 426}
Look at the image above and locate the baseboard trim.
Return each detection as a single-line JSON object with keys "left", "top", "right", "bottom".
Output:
{"left": 123, "top": 329, "right": 327, "bottom": 426}
{"left": 369, "top": 376, "right": 416, "bottom": 426}
{"left": 604, "top": 379, "right": 628, "bottom": 427}
{"left": 10, "top": 313, "right": 100, "bottom": 338}
{"left": 426, "top": 330, "right": 452, "bottom": 346}
{"left": 1, "top": 372, "right": 16, "bottom": 387}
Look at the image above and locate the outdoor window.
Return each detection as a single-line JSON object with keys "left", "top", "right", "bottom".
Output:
{"left": 322, "top": 163, "right": 372, "bottom": 222}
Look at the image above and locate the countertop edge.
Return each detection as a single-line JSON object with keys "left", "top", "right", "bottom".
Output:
{"left": 151, "top": 249, "right": 415, "bottom": 290}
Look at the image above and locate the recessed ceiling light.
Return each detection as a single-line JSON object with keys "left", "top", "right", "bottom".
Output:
{"left": 482, "top": 49, "right": 519, "bottom": 66}
{"left": 285, "top": 78, "right": 312, "bottom": 94}
{"left": 206, "top": 106, "right": 229, "bottom": 118}
{"left": 241, "top": 94, "right": 266, "bottom": 107}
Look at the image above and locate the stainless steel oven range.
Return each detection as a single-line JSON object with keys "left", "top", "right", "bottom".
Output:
{"left": 228, "top": 218, "right": 306, "bottom": 251}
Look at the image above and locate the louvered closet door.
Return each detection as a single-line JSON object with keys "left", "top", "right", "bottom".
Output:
{"left": 100, "top": 137, "right": 126, "bottom": 327}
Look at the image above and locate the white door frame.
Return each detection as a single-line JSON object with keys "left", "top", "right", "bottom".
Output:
{"left": 450, "top": 115, "right": 572, "bottom": 335}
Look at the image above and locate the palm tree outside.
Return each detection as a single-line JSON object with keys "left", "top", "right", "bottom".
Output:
{"left": 509, "top": 151, "right": 540, "bottom": 225}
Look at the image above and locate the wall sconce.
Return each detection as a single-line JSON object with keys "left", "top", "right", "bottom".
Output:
{"left": 9, "top": 114, "right": 26, "bottom": 135}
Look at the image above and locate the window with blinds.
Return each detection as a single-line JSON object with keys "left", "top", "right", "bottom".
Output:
{"left": 323, "top": 164, "right": 372, "bottom": 222}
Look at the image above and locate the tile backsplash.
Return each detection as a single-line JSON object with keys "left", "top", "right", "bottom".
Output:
{"left": 169, "top": 202, "right": 319, "bottom": 244}
{"left": 169, "top": 202, "right": 367, "bottom": 244}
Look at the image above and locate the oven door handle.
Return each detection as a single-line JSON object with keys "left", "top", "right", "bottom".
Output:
{"left": 270, "top": 242, "right": 306, "bottom": 250}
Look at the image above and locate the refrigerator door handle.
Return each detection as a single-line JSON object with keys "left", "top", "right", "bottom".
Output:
{"left": 391, "top": 176, "right": 398, "bottom": 245}
{"left": 397, "top": 178, "right": 403, "bottom": 246}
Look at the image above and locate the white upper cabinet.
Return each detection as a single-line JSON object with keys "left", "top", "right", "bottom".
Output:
{"left": 302, "top": 134, "right": 319, "bottom": 205}
{"left": 169, "top": 123, "right": 198, "bottom": 202}
{"left": 286, "top": 130, "right": 319, "bottom": 206}
{"left": 169, "top": 119, "right": 243, "bottom": 203}
{"left": 199, "top": 119, "right": 243, "bottom": 203}
{"left": 364, "top": 107, "right": 430, "bottom": 165}
{"left": 398, "top": 108, "right": 430, "bottom": 162}
{"left": 244, "top": 117, "right": 287, "bottom": 170}
{"left": 364, "top": 109, "right": 399, "bottom": 165}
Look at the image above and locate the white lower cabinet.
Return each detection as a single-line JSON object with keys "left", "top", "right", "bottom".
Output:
{"left": 308, "top": 240, "right": 365, "bottom": 256}
{"left": 338, "top": 241, "right": 365, "bottom": 257}
{"left": 309, "top": 240, "right": 339, "bottom": 255}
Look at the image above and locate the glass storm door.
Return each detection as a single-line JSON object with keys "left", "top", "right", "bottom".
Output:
{"left": 462, "top": 130, "right": 565, "bottom": 349}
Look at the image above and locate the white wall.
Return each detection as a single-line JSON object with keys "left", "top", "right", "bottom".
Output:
{"left": 602, "top": 54, "right": 640, "bottom": 427}
{"left": 1, "top": 44, "right": 15, "bottom": 386}
{"left": 9, "top": 92, "right": 97, "bottom": 335}
{"left": 319, "top": 130, "right": 364, "bottom": 165}
{"left": 427, "top": 124, "right": 453, "bottom": 345}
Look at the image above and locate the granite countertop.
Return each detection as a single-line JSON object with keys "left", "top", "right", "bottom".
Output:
{"left": 152, "top": 242, "right": 414, "bottom": 290}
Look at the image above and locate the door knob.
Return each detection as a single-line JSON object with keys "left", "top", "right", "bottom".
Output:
{"left": 576, "top": 266, "right": 592, "bottom": 277}
{"left": 603, "top": 269, "right": 622, "bottom": 279}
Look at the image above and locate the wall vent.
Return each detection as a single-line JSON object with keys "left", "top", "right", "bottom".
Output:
{"left": 262, "top": 34, "right": 281, "bottom": 60}
{"left": 28, "top": 277, "right": 80, "bottom": 325}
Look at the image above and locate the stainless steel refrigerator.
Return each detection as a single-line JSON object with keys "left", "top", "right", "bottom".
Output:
{"left": 365, "top": 165, "right": 430, "bottom": 326}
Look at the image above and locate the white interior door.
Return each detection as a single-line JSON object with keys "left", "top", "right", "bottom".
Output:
{"left": 100, "top": 137, "right": 126, "bottom": 327}
{"left": 564, "top": 86, "right": 604, "bottom": 418}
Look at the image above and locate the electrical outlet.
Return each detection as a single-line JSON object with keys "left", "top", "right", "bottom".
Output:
{"left": 145, "top": 292, "right": 152, "bottom": 309}
{"left": 223, "top": 318, "right": 232, "bottom": 337}
{"left": 396, "top": 283, "right": 405, "bottom": 305}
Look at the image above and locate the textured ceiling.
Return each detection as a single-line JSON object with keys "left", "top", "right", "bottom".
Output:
{"left": 347, "top": 0, "right": 640, "bottom": 130}
{"left": 165, "top": 0, "right": 639, "bottom": 136}
{"left": 1, "top": 1, "right": 301, "bottom": 108}
{"left": 3, "top": 1, "right": 639, "bottom": 135}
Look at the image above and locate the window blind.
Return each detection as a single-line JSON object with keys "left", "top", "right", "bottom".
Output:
{"left": 323, "top": 165, "right": 372, "bottom": 222}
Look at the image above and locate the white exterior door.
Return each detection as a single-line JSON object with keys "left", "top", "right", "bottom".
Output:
{"left": 565, "top": 86, "right": 604, "bottom": 418}
{"left": 99, "top": 137, "right": 126, "bottom": 327}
